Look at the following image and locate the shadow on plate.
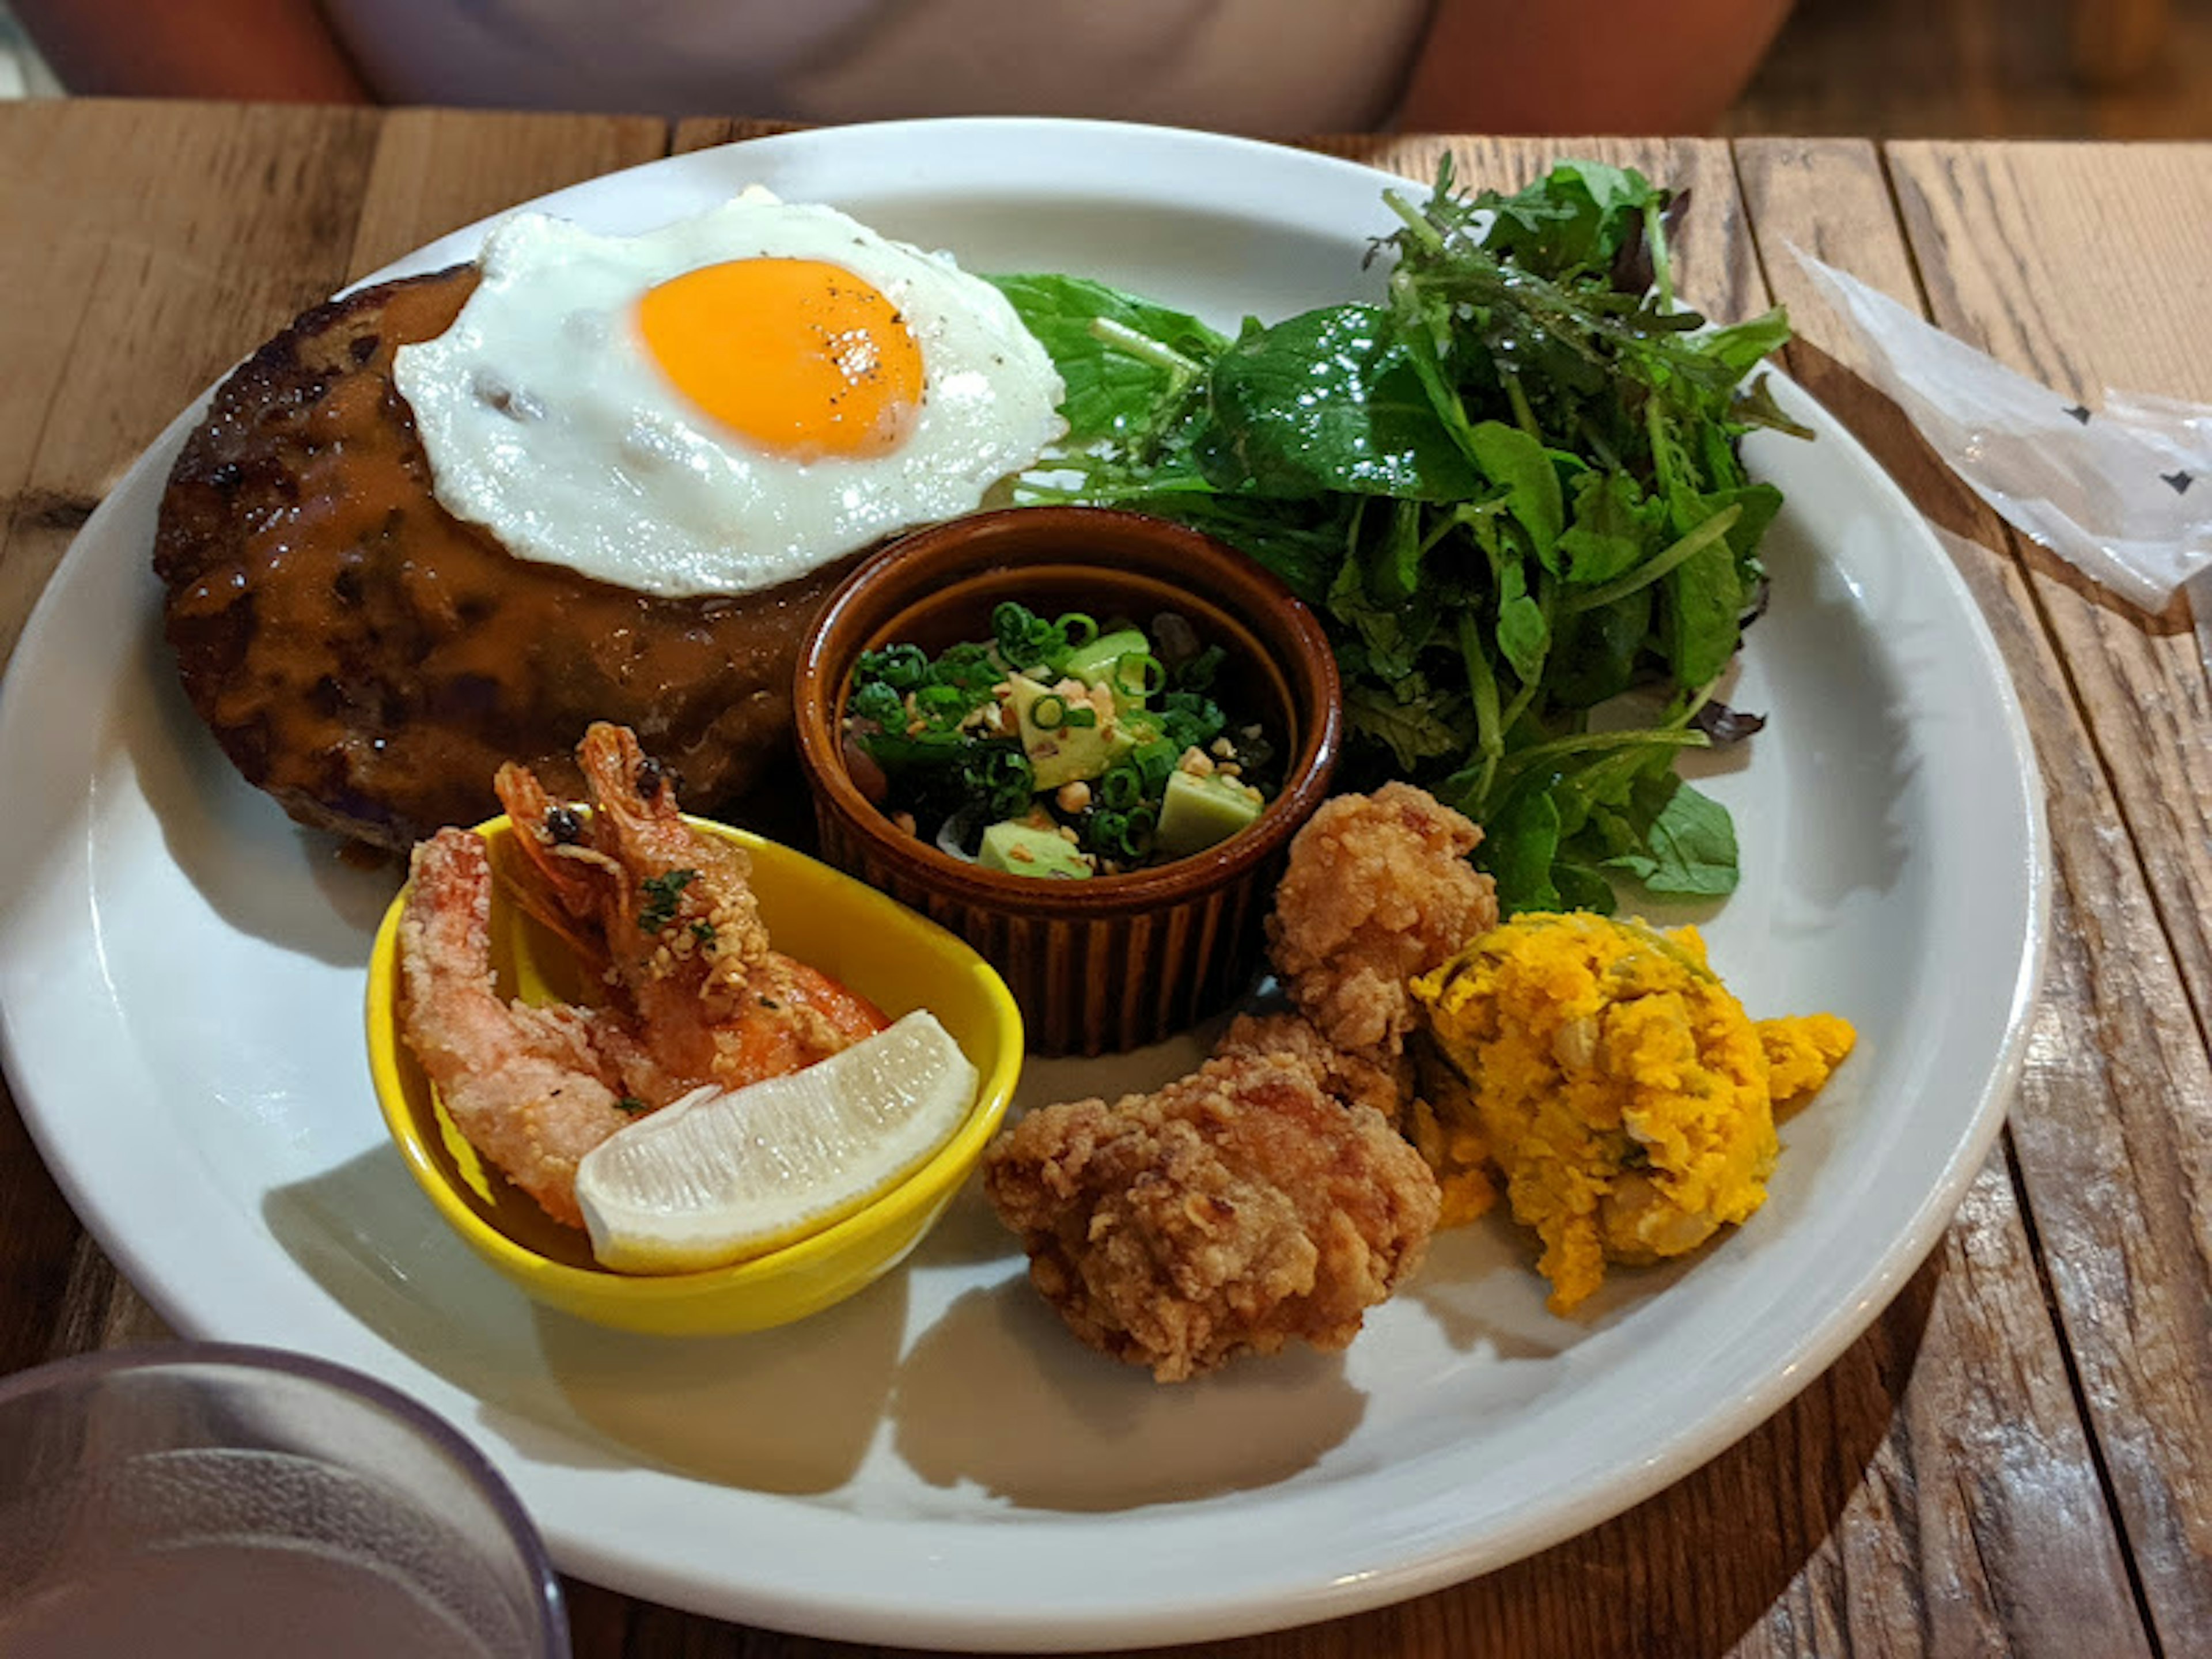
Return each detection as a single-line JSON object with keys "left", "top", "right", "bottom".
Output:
{"left": 1399, "top": 1221, "right": 1582, "bottom": 1363}
{"left": 119, "top": 605, "right": 397, "bottom": 966}
{"left": 887, "top": 1272, "right": 1370, "bottom": 1512}
{"left": 260, "top": 1143, "right": 632, "bottom": 1464}
{"left": 263, "top": 1137, "right": 1376, "bottom": 1513}
{"left": 263, "top": 1140, "right": 910, "bottom": 1491}
{"left": 531, "top": 1278, "right": 904, "bottom": 1494}
{"left": 1402, "top": 1198, "right": 1780, "bottom": 1370}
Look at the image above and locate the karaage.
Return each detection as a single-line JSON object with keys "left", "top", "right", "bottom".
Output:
{"left": 982, "top": 1051, "right": 1440, "bottom": 1381}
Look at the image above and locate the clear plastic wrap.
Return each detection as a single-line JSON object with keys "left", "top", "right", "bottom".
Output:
{"left": 1796, "top": 249, "right": 2209, "bottom": 612}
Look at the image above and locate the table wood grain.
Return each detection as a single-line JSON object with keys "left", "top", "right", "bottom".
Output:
{"left": 1, "top": 102, "right": 2205, "bottom": 1658}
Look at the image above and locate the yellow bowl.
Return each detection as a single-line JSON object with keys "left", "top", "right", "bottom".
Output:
{"left": 365, "top": 815, "right": 1024, "bottom": 1336}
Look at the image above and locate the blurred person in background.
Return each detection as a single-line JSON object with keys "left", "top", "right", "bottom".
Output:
{"left": 13, "top": 0, "right": 1790, "bottom": 135}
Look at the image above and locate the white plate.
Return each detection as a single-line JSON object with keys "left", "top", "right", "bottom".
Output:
{"left": 0, "top": 119, "right": 2047, "bottom": 1651}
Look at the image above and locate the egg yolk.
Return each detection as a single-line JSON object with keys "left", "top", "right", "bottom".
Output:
{"left": 636, "top": 257, "right": 925, "bottom": 461}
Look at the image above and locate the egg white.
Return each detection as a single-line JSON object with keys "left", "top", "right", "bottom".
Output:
{"left": 392, "top": 189, "right": 1066, "bottom": 599}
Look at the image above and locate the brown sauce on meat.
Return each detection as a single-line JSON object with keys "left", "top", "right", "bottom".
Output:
{"left": 154, "top": 268, "right": 859, "bottom": 850}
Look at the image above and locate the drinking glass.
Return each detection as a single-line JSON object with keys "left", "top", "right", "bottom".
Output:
{"left": 0, "top": 1342, "right": 568, "bottom": 1658}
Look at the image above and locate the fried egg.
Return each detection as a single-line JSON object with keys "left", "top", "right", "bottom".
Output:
{"left": 393, "top": 188, "right": 1066, "bottom": 599}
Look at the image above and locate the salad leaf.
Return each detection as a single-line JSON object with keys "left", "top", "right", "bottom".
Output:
{"left": 990, "top": 158, "right": 1801, "bottom": 915}
{"left": 984, "top": 274, "right": 1226, "bottom": 448}
{"left": 1200, "top": 308, "right": 1483, "bottom": 500}
{"left": 1546, "top": 766, "right": 1741, "bottom": 900}
{"left": 1465, "top": 422, "right": 1563, "bottom": 559}
{"left": 1475, "top": 159, "right": 1671, "bottom": 289}
{"left": 1558, "top": 470, "right": 1659, "bottom": 586}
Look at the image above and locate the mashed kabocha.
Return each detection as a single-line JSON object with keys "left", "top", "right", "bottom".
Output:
{"left": 1411, "top": 912, "right": 1854, "bottom": 1313}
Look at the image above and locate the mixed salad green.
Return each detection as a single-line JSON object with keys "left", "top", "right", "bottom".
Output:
{"left": 987, "top": 159, "right": 1805, "bottom": 915}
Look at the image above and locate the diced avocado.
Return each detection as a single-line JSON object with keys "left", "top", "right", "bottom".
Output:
{"left": 1005, "top": 673, "right": 1132, "bottom": 791}
{"left": 1060, "top": 628, "right": 1154, "bottom": 705}
{"left": 1154, "top": 768, "right": 1266, "bottom": 859}
{"left": 979, "top": 820, "right": 1096, "bottom": 880}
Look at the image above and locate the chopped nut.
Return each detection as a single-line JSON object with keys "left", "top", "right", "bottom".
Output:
{"left": 891, "top": 810, "right": 918, "bottom": 836}
{"left": 1055, "top": 780, "right": 1092, "bottom": 813}
{"left": 1210, "top": 737, "right": 1236, "bottom": 758}
{"left": 1177, "top": 745, "right": 1215, "bottom": 776}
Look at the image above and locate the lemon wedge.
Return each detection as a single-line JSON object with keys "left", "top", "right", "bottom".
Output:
{"left": 574, "top": 1010, "right": 979, "bottom": 1275}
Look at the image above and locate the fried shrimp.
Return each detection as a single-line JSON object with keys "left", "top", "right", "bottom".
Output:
{"left": 396, "top": 828, "right": 640, "bottom": 1228}
{"left": 396, "top": 722, "right": 888, "bottom": 1228}
{"left": 493, "top": 722, "right": 884, "bottom": 1101}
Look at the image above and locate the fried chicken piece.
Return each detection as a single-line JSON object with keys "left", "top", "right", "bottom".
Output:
{"left": 983, "top": 783, "right": 1487, "bottom": 1381}
{"left": 1216, "top": 1010, "right": 1411, "bottom": 1127}
{"left": 982, "top": 1052, "right": 1441, "bottom": 1382}
{"left": 1268, "top": 782, "right": 1498, "bottom": 1060}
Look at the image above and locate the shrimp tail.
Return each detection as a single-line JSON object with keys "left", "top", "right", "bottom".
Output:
{"left": 396, "top": 828, "right": 635, "bottom": 1229}
{"left": 491, "top": 758, "right": 616, "bottom": 971}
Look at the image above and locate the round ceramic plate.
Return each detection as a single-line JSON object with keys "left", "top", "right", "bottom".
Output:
{"left": 0, "top": 120, "right": 2046, "bottom": 1651}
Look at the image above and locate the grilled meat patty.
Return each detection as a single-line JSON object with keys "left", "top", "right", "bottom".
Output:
{"left": 154, "top": 267, "right": 856, "bottom": 851}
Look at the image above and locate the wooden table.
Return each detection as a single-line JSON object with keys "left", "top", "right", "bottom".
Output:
{"left": 2, "top": 103, "right": 2207, "bottom": 1658}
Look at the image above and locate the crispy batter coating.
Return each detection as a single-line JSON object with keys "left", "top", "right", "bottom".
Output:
{"left": 1215, "top": 1010, "right": 1411, "bottom": 1126}
{"left": 981, "top": 1052, "right": 1441, "bottom": 1382}
{"left": 1267, "top": 782, "right": 1498, "bottom": 1059}
{"left": 982, "top": 782, "right": 1492, "bottom": 1381}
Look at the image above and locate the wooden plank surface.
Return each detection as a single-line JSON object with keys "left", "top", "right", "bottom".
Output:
{"left": 1880, "top": 138, "right": 2212, "bottom": 1654}
{"left": 1734, "top": 134, "right": 2185, "bottom": 1657}
{"left": 0, "top": 104, "right": 2203, "bottom": 1659}
{"left": 0, "top": 97, "right": 381, "bottom": 1370}
{"left": 342, "top": 106, "right": 668, "bottom": 282}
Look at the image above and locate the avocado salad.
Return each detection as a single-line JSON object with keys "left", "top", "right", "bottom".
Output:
{"left": 842, "top": 603, "right": 1277, "bottom": 878}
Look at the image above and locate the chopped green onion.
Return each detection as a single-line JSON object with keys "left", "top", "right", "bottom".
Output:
{"left": 844, "top": 598, "right": 1272, "bottom": 874}
{"left": 1113, "top": 652, "right": 1167, "bottom": 700}
{"left": 977, "top": 745, "right": 1036, "bottom": 816}
{"left": 1131, "top": 738, "right": 1178, "bottom": 791}
{"left": 913, "top": 683, "right": 971, "bottom": 728}
{"left": 849, "top": 680, "right": 903, "bottom": 728}
{"left": 859, "top": 643, "right": 929, "bottom": 692}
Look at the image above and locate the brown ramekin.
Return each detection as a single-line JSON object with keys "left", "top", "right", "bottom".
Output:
{"left": 793, "top": 506, "right": 1342, "bottom": 1056}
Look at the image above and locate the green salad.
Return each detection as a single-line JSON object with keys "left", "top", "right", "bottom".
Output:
{"left": 843, "top": 603, "right": 1278, "bottom": 878}
{"left": 986, "top": 159, "right": 1804, "bottom": 915}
